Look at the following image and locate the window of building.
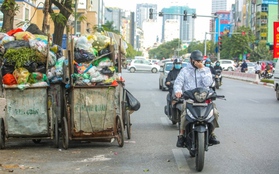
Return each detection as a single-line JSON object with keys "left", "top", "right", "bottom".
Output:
{"left": 262, "top": 4, "right": 268, "bottom": 12}
{"left": 25, "top": 8, "right": 29, "bottom": 21}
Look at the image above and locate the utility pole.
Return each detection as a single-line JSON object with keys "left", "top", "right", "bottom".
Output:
{"left": 204, "top": 32, "right": 217, "bottom": 57}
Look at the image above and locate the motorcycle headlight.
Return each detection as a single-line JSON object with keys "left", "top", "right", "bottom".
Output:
{"left": 205, "top": 109, "right": 214, "bottom": 120}
{"left": 194, "top": 91, "right": 208, "bottom": 102}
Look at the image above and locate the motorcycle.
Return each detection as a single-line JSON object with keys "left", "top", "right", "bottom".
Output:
{"left": 179, "top": 87, "right": 225, "bottom": 172}
{"left": 261, "top": 70, "right": 273, "bottom": 79}
{"left": 214, "top": 70, "right": 222, "bottom": 89}
{"left": 164, "top": 81, "right": 184, "bottom": 125}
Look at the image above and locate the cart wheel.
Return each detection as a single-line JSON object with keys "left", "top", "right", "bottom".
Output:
{"left": 32, "top": 139, "right": 41, "bottom": 144}
{"left": 61, "top": 117, "right": 69, "bottom": 149}
{"left": 54, "top": 115, "right": 59, "bottom": 148}
{"left": 125, "top": 110, "right": 131, "bottom": 139}
{"left": 116, "top": 115, "right": 124, "bottom": 147}
{"left": 0, "top": 118, "right": 5, "bottom": 149}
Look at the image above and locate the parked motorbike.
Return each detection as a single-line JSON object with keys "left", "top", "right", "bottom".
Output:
{"left": 179, "top": 87, "right": 225, "bottom": 172}
{"left": 214, "top": 69, "right": 222, "bottom": 89}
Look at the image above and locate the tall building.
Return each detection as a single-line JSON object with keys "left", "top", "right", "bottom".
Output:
{"left": 104, "top": 7, "right": 122, "bottom": 31}
{"left": 212, "top": 0, "right": 228, "bottom": 13}
{"left": 136, "top": 3, "right": 158, "bottom": 29}
{"left": 210, "top": 0, "right": 228, "bottom": 39}
{"left": 161, "top": 6, "right": 196, "bottom": 43}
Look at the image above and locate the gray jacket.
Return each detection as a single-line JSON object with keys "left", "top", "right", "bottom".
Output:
{"left": 173, "top": 63, "right": 213, "bottom": 94}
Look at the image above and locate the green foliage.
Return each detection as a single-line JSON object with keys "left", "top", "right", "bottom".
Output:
{"left": 126, "top": 43, "right": 142, "bottom": 58}
{"left": 4, "top": 48, "right": 46, "bottom": 68}
{"left": 250, "top": 41, "right": 272, "bottom": 61}
{"left": 93, "top": 21, "right": 120, "bottom": 34}
{"left": 218, "top": 26, "right": 256, "bottom": 60}
{"left": 50, "top": 13, "right": 67, "bottom": 25}
{"left": 1, "top": 0, "right": 19, "bottom": 11}
{"left": 260, "top": 79, "right": 274, "bottom": 84}
{"left": 148, "top": 39, "right": 187, "bottom": 59}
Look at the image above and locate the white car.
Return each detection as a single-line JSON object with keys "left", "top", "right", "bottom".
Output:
{"left": 148, "top": 59, "right": 160, "bottom": 65}
{"left": 217, "top": 59, "right": 236, "bottom": 71}
{"left": 246, "top": 62, "right": 256, "bottom": 73}
{"left": 127, "top": 59, "right": 160, "bottom": 73}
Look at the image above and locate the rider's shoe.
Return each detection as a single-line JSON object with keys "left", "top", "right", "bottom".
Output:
{"left": 209, "top": 134, "right": 220, "bottom": 145}
{"left": 176, "top": 135, "right": 185, "bottom": 147}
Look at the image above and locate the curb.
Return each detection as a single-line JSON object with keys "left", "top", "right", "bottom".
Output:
{"left": 252, "top": 81, "right": 274, "bottom": 88}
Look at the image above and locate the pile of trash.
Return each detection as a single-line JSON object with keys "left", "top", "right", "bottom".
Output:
{"left": 0, "top": 25, "right": 125, "bottom": 89}
{"left": 70, "top": 34, "right": 123, "bottom": 87}
{"left": 0, "top": 26, "right": 65, "bottom": 89}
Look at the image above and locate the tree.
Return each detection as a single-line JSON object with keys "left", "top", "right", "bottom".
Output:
{"left": 93, "top": 21, "right": 120, "bottom": 34}
{"left": 0, "top": 0, "right": 19, "bottom": 32}
{"left": 49, "top": 0, "right": 73, "bottom": 46}
{"left": 148, "top": 39, "right": 187, "bottom": 59}
{"left": 250, "top": 41, "right": 272, "bottom": 61}
{"left": 222, "top": 26, "right": 255, "bottom": 60}
{"left": 126, "top": 43, "right": 142, "bottom": 58}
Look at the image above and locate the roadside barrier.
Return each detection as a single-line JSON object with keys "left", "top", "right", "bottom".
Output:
{"left": 222, "top": 71, "right": 260, "bottom": 83}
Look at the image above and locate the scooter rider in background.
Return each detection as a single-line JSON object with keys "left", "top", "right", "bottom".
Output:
{"left": 204, "top": 58, "right": 216, "bottom": 76}
{"left": 165, "top": 58, "right": 184, "bottom": 115}
{"left": 174, "top": 50, "right": 220, "bottom": 147}
{"left": 165, "top": 58, "right": 183, "bottom": 94}
{"left": 214, "top": 60, "right": 223, "bottom": 84}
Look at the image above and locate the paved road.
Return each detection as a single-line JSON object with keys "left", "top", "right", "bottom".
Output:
{"left": 0, "top": 71, "right": 279, "bottom": 174}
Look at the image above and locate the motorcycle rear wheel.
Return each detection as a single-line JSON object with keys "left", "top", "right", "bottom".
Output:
{"left": 195, "top": 132, "right": 205, "bottom": 172}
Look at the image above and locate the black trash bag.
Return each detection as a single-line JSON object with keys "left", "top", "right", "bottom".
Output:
{"left": 35, "top": 64, "right": 46, "bottom": 73}
{"left": 3, "top": 40, "right": 30, "bottom": 53}
{"left": 1, "top": 64, "right": 14, "bottom": 76}
{"left": 74, "top": 48, "right": 96, "bottom": 63}
{"left": 26, "top": 23, "right": 46, "bottom": 35}
{"left": 100, "top": 66, "right": 114, "bottom": 77}
{"left": 99, "top": 46, "right": 110, "bottom": 56}
{"left": 125, "top": 89, "right": 140, "bottom": 111}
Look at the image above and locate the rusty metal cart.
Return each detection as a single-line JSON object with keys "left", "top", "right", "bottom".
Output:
{"left": 61, "top": 84, "right": 125, "bottom": 149}
{"left": 0, "top": 85, "right": 59, "bottom": 149}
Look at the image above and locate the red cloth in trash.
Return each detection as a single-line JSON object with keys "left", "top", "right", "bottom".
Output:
{"left": 6, "top": 28, "right": 24, "bottom": 36}
{"left": 2, "top": 73, "right": 17, "bottom": 85}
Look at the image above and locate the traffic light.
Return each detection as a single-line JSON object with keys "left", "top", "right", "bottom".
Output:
{"left": 159, "top": 12, "right": 163, "bottom": 17}
{"left": 218, "top": 36, "right": 223, "bottom": 51}
{"left": 192, "top": 13, "right": 197, "bottom": 19}
{"left": 149, "top": 8, "right": 153, "bottom": 19}
{"left": 183, "top": 10, "right": 187, "bottom": 21}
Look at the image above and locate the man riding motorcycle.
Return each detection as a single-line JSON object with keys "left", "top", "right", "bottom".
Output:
{"left": 204, "top": 58, "right": 216, "bottom": 75}
{"left": 174, "top": 50, "right": 220, "bottom": 147}
{"left": 214, "top": 60, "right": 223, "bottom": 85}
{"left": 165, "top": 58, "right": 183, "bottom": 94}
{"left": 165, "top": 58, "right": 184, "bottom": 123}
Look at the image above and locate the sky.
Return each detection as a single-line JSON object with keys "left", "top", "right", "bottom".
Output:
{"left": 103, "top": 0, "right": 235, "bottom": 41}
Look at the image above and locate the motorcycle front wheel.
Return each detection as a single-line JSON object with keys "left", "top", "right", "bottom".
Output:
{"left": 195, "top": 132, "right": 205, "bottom": 172}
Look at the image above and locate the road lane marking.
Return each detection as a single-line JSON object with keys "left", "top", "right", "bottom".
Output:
{"left": 248, "top": 99, "right": 259, "bottom": 103}
{"left": 172, "top": 149, "right": 189, "bottom": 171}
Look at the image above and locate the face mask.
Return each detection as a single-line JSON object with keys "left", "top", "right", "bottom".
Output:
{"left": 174, "top": 64, "right": 182, "bottom": 69}
{"left": 205, "top": 64, "right": 210, "bottom": 67}
{"left": 216, "top": 63, "right": 220, "bottom": 66}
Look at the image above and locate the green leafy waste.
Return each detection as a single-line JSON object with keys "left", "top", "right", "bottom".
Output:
{"left": 4, "top": 47, "right": 47, "bottom": 68}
